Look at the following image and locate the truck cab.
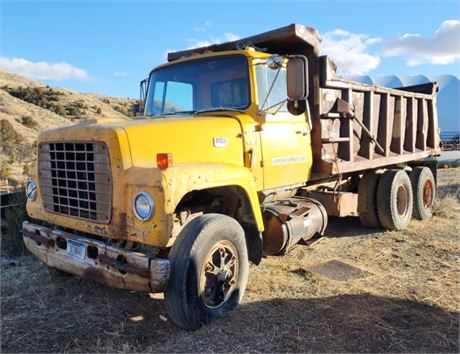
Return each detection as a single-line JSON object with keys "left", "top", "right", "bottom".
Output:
{"left": 144, "top": 50, "right": 312, "bottom": 190}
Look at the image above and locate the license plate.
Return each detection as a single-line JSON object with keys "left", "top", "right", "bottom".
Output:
{"left": 67, "top": 240, "right": 86, "bottom": 261}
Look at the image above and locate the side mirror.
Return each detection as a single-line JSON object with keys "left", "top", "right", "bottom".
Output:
{"left": 286, "top": 56, "right": 309, "bottom": 115}
{"left": 139, "top": 78, "right": 149, "bottom": 115}
{"left": 287, "top": 56, "right": 309, "bottom": 100}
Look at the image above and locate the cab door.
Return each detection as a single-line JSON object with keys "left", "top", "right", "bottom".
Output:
{"left": 255, "top": 64, "right": 312, "bottom": 190}
{"left": 260, "top": 113, "right": 311, "bottom": 190}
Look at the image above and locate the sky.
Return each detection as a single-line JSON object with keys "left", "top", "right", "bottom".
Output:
{"left": 1, "top": 0, "right": 459, "bottom": 98}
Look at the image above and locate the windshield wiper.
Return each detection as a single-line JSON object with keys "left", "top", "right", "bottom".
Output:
{"left": 161, "top": 110, "right": 196, "bottom": 116}
{"left": 194, "top": 107, "right": 245, "bottom": 115}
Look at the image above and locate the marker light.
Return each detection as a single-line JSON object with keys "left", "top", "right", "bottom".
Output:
{"left": 157, "top": 153, "right": 173, "bottom": 170}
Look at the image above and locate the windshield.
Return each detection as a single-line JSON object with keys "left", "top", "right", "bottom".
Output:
{"left": 145, "top": 55, "right": 250, "bottom": 116}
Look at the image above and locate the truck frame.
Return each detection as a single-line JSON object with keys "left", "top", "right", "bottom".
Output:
{"left": 23, "top": 24, "right": 440, "bottom": 330}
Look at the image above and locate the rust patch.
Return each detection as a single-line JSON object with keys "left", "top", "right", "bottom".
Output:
{"left": 93, "top": 225, "right": 108, "bottom": 236}
{"left": 22, "top": 229, "right": 55, "bottom": 248}
{"left": 110, "top": 212, "right": 128, "bottom": 238}
{"left": 98, "top": 254, "right": 150, "bottom": 278}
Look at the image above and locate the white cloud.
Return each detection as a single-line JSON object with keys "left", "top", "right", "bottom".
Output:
{"left": 223, "top": 32, "right": 240, "bottom": 41}
{"left": 186, "top": 39, "right": 214, "bottom": 49}
{"left": 321, "top": 29, "right": 381, "bottom": 75}
{"left": 381, "top": 20, "right": 460, "bottom": 66}
{"left": 113, "top": 71, "right": 128, "bottom": 77}
{"left": 0, "top": 56, "right": 89, "bottom": 81}
{"left": 186, "top": 32, "right": 240, "bottom": 49}
{"left": 194, "top": 20, "right": 212, "bottom": 32}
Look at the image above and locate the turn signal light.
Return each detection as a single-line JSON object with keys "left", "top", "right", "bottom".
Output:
{"left": 157, "top": 153, "right": 173, "bottom": 170}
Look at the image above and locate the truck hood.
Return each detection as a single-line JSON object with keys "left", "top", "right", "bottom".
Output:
{"left": 38, "top": 116, "right": 245, "bottom": 168}
{"left": 121, "top": 116, "right": 245, "bottom": 167}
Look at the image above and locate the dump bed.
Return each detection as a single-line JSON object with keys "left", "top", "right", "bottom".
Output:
{"left": 168, "top": 24, "right": 441, "bottom": 178}
{"left": 312, "top": 57, "right": 441, "bottom": 178}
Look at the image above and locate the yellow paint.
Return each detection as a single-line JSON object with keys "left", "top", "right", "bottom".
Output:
{"left": 26, "top": 49, "right": 314, "bottom": 248}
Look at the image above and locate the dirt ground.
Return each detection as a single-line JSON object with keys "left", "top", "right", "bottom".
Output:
{"left": 1, "top": 168, "right": 459, "bottom": 353}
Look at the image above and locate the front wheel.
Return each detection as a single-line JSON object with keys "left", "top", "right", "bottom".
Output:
{"left": 164, "top": 214, "right": 249, "bottom": 330}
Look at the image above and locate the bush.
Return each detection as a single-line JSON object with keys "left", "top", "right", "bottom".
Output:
{"left": 22, "top": 163, "right": 32, "bottom": 176}
{"left": 2, "top": 191, "right": 28, "bottom": 257}
{"left": 20, "top": 115, "right": 38, "bottom": 129}
{"left": 1, "top": 119, "right": 23, "bottom": 154}
{"left": 16, "top": 142, "right": 34, "bottom": 163}
{"left": 113, "top": 105, "right": 127, "bottom": 115}
{"left": 0, "top": 119, "right": 33, "bottom": 163}
{"left": 96, "top": 107, "right": 102, "bottom": 114}
{"left": 0, "top": 119, "right": 21, "bottom": 142}
{"left": 2, "top": 86, "right": 66, "bottom": 116}
{"left": 65, "top": 104, "right": 83, "bottom": 119}
{"left": 0, "top": 162, "right": 11, "bottom": 179}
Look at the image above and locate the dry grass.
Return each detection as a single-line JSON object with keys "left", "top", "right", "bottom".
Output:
{"left": 435, "top": 195, "right": 460, "bottom": 218}
{"left": 1, "top": 169, "right": 459, "bottom": 353}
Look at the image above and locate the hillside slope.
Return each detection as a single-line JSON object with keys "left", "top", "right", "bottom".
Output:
{"left": 0, "top": 71, "right": 137, "bottom": 186}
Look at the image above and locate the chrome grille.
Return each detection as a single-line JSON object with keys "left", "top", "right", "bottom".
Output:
{"left": 38, "top": 142, "right": 112, "bottom": 223}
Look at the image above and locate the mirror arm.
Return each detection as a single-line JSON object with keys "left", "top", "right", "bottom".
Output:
{"left": 259, "top": 63, "right": 284, "bottom": 114}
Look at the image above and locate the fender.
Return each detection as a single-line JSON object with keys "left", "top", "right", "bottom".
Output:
{"left": 160, "top": 163, "right": 264, "bottom": 232}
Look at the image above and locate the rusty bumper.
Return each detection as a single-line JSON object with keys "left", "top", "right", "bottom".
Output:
{"left": 22, "top": 221, "right": 169, "bottom": 293}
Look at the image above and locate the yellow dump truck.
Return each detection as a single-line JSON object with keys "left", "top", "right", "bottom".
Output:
{"left": 23, "top": 24, "right": 441, "bottom": 330}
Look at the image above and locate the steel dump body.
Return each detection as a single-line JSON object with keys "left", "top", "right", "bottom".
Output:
{"left": 313, "top": 57, "right": 440, "bottom": 177}
{"left": 169, "top": 23, "right": 441, "bottom": 179}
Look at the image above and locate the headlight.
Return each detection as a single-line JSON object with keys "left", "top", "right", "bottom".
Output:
{"left": 26, "top": 179, "right": 37, "bottom": 201}
{"left": 134, "top": 192, "right": 154, "bottom": 221}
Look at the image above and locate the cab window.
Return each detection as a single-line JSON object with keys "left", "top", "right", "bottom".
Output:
{"left": 255, "top": 65, "right": 288, "bottom": 112}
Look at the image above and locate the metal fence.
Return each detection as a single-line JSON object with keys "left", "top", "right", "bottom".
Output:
{"left": 440, "top": 131, "right": 460, "bottom": 151}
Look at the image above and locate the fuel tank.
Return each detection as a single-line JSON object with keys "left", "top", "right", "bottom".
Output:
{"left": 262, "top": 197, "right": 328, "bottom": 255}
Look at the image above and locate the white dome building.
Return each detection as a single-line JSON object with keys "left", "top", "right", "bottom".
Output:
{"left": 347, "top": 75, "right": 460, "bottom": 135}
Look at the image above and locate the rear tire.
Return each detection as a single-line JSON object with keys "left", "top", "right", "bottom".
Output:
{"left": 410, "top": 167, "right": 436, "bottom": 220}
{"left": 358, "top": 171, "right": 381, "bottom": 228}
{"left": 164, "top": 214, "right": 249, "bottom": 330}
{"left": 377, "top": 170, "right": 413, "bottom": 231}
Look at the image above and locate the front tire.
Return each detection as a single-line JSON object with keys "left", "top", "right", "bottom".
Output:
{"left": 164, "top": 214, "right": 249, "bottom": 330}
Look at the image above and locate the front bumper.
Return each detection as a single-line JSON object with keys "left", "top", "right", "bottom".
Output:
{"left": 22, "top": 221, "right": 170, "bottom": 293}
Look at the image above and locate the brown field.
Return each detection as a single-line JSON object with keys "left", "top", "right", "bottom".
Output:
{"left": 1, "top": 168, "right": 459, "bottom": 353}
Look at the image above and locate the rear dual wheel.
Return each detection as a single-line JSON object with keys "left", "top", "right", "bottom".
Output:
{"left": 359, "top": 167, "right": 435, "bottom": 230}
{"left": 377, "top": 170, "right": 413, "bottom": 230}
{"left": 410, "top": 167, "right": 436, "bottom": 220}
{"left": 358, "top": 172, "right": 381, "bottom": 228}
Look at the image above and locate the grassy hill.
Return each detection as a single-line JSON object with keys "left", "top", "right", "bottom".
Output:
{"left": 0, "top": 71, "right": 138, "bottom": 186}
